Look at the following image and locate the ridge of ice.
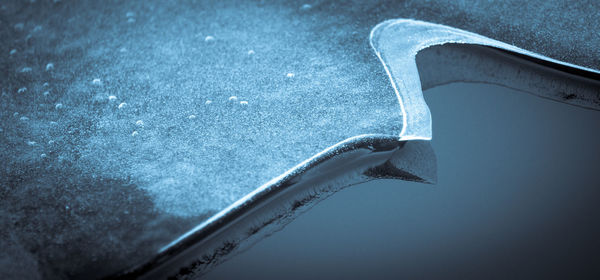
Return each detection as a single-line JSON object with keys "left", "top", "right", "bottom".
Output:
{"left": 370, "top": 19, "right": 600, "bottom": 141}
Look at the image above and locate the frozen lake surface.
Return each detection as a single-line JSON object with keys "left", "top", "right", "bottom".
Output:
{"left": 1, "top": 1, "right": 599, "bottom": 279}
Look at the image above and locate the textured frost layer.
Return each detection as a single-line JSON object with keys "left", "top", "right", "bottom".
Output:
{"left": 370, "top": 19, "right": 600, "bottom": 140}
{"left": 0, "top": 2, "right": 403, "bottom": 277}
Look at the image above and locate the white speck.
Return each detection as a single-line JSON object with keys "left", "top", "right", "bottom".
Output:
{"left": 247, "top": 50, "right": 255, "bottom": 55}
{"left": 240, "top": 101, "right": 248, "bottom": 106}
{"left": 92, "top": 78, "right": 102, "bottom": 86}
{"left": 9, "top": 49, "right": 17, "bottom": 56}
{"left": 17, "top": 87, "right": 27, "bottom": 93}
{"left": 40, "top": 153, "right": 47, "bottom": 158}
{"left": 205, "top": 100, "right": 212, "bottom": 105}
{"left": 48, "top": 140, "right": 55, "bottom": 145}
{"left": 46, "top": 63, "right": 54, "bottom": 71}
{"left": 43, "top": 91, "right": 50, "bottom": 96}
{"left": 108, "top": 95, "right": 117, "bottom": 101}
{"left": 188, "top": 115, "right": 196, "bottom": 120}
{"left": 27, "top": 141, "right": 36, "bottom": 146}
{"left": 204, "top": 36, "right": 215, "bottom": 42}
{"left": 19, "top": 116, "right": 29, "bottom": 121}
{"left": 126, "top": 12, "right": 135, "bottom": 17}
{"left": 300, "top": 4, "right": 312, "bottom": 11}
{"left": 135, "top": 120, "right": 144, "bottom": 127}
{"left": 55, "top": 103, "right": 63, "bottom": 110}
{"left": 118, "top": 102, "right": 127, "bottom": 109}
{"left": 33, "top": 25, "right": 42, "bottom": 32}
{"left": 43, "top": 82, "right": 49, "bottom": 87}
{"left": 127, "top": 17, "right": 136, "bottom": 23}
{"left": 131, "top": 131, "right": 138, "bottom": 137}
{"left": 20, "top": 67, "right": 32, "bottom": 73}
{"left": 286, "top": 72, "right": 295, "bottom": 78}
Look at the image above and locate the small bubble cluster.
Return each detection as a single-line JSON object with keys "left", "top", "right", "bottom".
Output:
{"left": 126, "top": 11, "right": 136, "bottom": 23}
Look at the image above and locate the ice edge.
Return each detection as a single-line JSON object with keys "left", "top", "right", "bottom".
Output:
{"left": 370, "top": 18, "right": 600, "bottom": 141}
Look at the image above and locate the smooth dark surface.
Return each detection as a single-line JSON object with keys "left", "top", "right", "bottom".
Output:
{"left": 205, "top": 82, "right": 600, "bottom": 280}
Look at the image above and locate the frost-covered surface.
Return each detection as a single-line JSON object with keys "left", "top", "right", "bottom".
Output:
{"left": 1, "top": 0, "right": 599, "bottom": 279}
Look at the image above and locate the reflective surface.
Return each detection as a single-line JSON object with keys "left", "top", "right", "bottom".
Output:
{"left": 206, "top": 82, "right": 600, "bottom": 279}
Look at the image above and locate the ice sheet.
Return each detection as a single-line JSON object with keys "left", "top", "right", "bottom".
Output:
{"left": 370, "top": 19, "right": 600, "bottom": 140}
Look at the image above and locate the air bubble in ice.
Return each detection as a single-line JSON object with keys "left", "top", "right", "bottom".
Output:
{"left": 40, "top": 153, "right": 47, "bottom": 158}
{"left": 240, "top": 101, "right": 248, "bottom": 106}
{"left": 42, "top": 82, "right": 49, "bottom": 87}
{"left": 205, "top": 100, "right": 212, "bottom": 105}
{"left": 18, "top": 87, "right": 27, "bottom": 93}
{"left": 205, "top": 36, "right": 215, "bottom": 42}
{"left": 131, "top": 131, "right": 139, "bottom": 137}
{"left": 20, "top": 116, "right": 29, "bottom": 121}
{"left": 55, "top": 103, "right": 63, "bottom": 110}
{"left": 26, "top": 141, "right": 36, "bottom": 146}
{"left": 92, "top": 78, "right": 102, "bottom": 86}
{"left": 300, "top": 4, "right": 312, "bottom": 11}
{"left": 118, "top": 102, "right": 127, "bottom": 109}
{"left": 135, "top": 120, "right": 144, "bottom": 127}
{"left": 43, "top": 91, "right": 50, "bottom": 96}
{"left": 228, "top": 96, "right": 238, "bottom": 102}
{"left": 33, "top": 25, "right": 42, "bottom": 32}
{"left": 48, "top": 140, "right": 55, "bottom": 145}
{"left": 46, "top": 63, "right": 54, "bottom": 71}
{"left": 188, "top": 115, "right": 196, "bottom": 120}
{"left": 9, "top": 49, "right": 17, "bottom": 56}
{"left": 108, "top": 95, "right": 117, "bottom": 101}
{"left": 247, "top": 50, "right": 255, "bottom": 56}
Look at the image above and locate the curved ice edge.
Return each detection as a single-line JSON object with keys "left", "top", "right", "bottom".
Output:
{"left": 370, "top": 19, "right": 600, "bottom": 141}
{"left": 113, "top": 134, "right": 435, "bottom": 279}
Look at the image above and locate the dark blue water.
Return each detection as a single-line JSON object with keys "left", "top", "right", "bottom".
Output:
{"left": 205, "top": 82, "right": 600, "bottom": 279}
